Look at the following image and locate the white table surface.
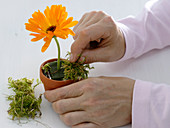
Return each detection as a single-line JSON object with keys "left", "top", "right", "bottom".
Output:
{"left": 2, "top": 0, "right": 170, "bottom": 128}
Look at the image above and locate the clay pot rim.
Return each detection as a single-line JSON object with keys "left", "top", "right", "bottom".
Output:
{"left": 40, "top": 58, "right": 72, "bottom": 83}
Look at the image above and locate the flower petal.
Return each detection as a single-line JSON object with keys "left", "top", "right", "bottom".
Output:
{"left": 61, "top": 17, "right": 73, "bottom": 28}
{"left": 58, "top": 6, "right": 66, "bottom": 22}
{"left": 41, "top": 37, "right": 52, "bottom": 52}
{"left": 44, "top": 6, "right": 50, "bottom": 22}
{"left": 32, "top": 10, "right": 50, "bottom": 31}
{"left": 59, "top": 12, "right": 68, "bottom": 25}
{"left": 49, "top": 5, "right": 57, "bottom": 25}
{"left": 63, "top": 20, "right": 78, "bottom": 29}
{"left": 55, "top": 5, "right": 62, "bottom": 21}
{"left": 30, "top": 33, "right": 45, "bottom": 42}
{"left": 54, "top": 30, "right": 67, "bottom": 39}
{"left": 41, "top": 31, "right": 53, "bottom": 52}
{"left": 63, "top": 28, "right": 75, "bottom": 36}
{"left": 28, "top": 18, "right": 40, "bottom": 29}
{"left": 25, "top": 23, "right": 45, "bottom": 34}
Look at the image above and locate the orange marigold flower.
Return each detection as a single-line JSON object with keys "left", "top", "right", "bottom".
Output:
{"left": 25, "top": 5, "right": 78, "bottom": 52}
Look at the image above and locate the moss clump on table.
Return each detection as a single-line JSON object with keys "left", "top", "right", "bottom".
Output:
{"left": 7, "top": 77, "right": 42, "bottom": 121}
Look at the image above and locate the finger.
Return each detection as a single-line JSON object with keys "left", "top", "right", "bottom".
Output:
{"left": 70, "top": 31, "right": 90, "bottom": 62}
{"left": 70, "top": 22, "right": 108, "bottom": 62}
{"left": 72, "top": 123, "right": 98, "bottom": 128}
{"left": 73, "top": 11, "right": 97, "bottom": 33}
{"left": 80, "top": 47, "right": 111, "bottom": 63}
{"left": 52, "top": 97, "right": 83, "bottom": 114}
{"left": 73, "top": 13, "right": 90, "bottom": 39}
{"left": 44, "top": 80, "right": 87, "bottom": 102}
{"left": 86, "top": 11, "right": 105, "bottom": 22}
{"left": 73, "top": 11, "right": 106, "bottom": 40}
{"left": 77, "top": 11, "right": 106, "bottom": 33}
{"left": 60, "top": 111, "right": 89, "bottom": 126}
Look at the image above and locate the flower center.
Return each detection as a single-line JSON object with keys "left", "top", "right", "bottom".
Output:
{"left": 46, "top": 26, "right": 56, "bottom": 33}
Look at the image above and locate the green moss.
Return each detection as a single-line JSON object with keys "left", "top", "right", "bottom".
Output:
{"left": 42, "top": 52, "right": 94, "bottom": 81}
{"left": 62, "top": 59, "right": 94, "bottom": 80}
{"left": 7, "top": 77, "right": 42, "bottom": 121}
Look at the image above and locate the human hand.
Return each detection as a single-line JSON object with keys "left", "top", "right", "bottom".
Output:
{"left": 45, "top": 77, "right": 135, "bottom": 128}
{"left": 70, "top": 11, "right": 126, "bottom": 63}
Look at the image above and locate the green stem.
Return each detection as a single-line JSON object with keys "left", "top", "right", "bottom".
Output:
{"left": 54, "top": 36, "right": 60, "bottom": 71}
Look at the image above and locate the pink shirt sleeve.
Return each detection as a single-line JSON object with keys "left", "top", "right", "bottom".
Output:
{"left": 133, "top": 80, "right": 170, "bottom": 128}
{"left": 116, "top": 0, "right": 170, "bottom": 127}
{"left": 117, "top": 0, "right": 170, "bottom": 61}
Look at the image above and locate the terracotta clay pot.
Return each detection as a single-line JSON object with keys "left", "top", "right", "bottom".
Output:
{"left": 40, "top": 58, "right": 74, "bottom": 90}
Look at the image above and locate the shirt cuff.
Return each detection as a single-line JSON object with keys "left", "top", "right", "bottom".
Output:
{"left": 116, "top": 21, "right": 135, "bottom": 61}
{"left": 132, "top": 80, "right": 152, "bottom": 128}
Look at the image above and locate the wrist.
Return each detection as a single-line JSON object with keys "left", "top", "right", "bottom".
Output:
{"left": 113, "top": 27, "right": 126, "bottom": 61}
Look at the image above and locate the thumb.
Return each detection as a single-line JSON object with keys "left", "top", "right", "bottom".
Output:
{"left": 44, "top": 80, "right": 85, "bottom": 102}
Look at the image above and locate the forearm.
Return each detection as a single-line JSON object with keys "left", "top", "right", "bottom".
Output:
{"left": 117, "top": 0, "right": 170, "bottom": 61}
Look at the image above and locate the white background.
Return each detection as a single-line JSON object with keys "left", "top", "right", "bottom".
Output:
{"left": 2, "top": 0, "right": 170, "bottom": 128}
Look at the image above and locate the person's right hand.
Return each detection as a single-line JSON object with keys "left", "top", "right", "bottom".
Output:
{"left": 70, "top": 11, "right": 126, "bottom": 63}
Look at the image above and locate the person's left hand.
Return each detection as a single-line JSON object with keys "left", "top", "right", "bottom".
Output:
{"left": 44, "top": 77, "right": 135, "bottom": 128}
